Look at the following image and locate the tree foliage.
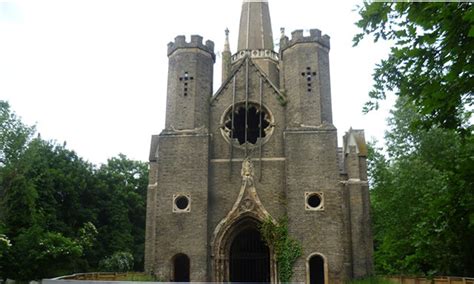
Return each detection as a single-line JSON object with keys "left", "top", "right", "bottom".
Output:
{"left": 368, "top": 98, "right": 474, "bottom": 276}
{"left": 94, "top": 155, "right": 148, "bottom": 271}
{"left": 357, "top": 5, "right": 474, "bottom": 274}
{"left": 354, "top": 2, "right": 473, "bottom": 131}
{"left": 99, "top": 251, "right": 134, "bottom": 272}
{"left": 0, "top": 101, "right": 35, "bottom": 166}
{"left": 7, "top": 226, "right": 84, "bottom": 280}
{"left": 0, "top": 101, "right": 149, "bottom": 280}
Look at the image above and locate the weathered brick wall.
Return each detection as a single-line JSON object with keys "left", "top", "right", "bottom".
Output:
{"left": 284, "top": 129, "right": 352, "bottom": 283}
{"left": 151, "top": 133, "right": 210, "bottom": 281}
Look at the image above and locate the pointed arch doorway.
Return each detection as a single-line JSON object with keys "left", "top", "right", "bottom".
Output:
{"left": 229, "top": 227, "right": 270, "bottom": 282}
{"left": 212, "top": 216, "right": 277, "bottom": 283}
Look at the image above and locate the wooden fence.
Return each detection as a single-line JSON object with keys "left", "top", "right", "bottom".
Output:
{"left": 53, "top": 272, "right": 145, "bottom": 280}
{"left": 385, "top": 276, "right": 474, "bottom": 284}
{"left": 52, "top": 273, "right": 474, "bottom": 283}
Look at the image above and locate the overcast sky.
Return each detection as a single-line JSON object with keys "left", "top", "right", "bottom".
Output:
{"left": 0, "top": 0, "right": 394, "bottom": 165}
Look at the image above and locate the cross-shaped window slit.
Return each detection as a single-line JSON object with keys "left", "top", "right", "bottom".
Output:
{"left": 301, "top": 67, "right": 316, "bottom": 93}
{"left": 179, "top": 72, "right": 194, "bottom": 96}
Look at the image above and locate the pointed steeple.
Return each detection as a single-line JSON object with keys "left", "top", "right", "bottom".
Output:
{"left": 224, "top": 28, "right": 231, "bottom": 53}
{"left": 222, "top": 28, "right": 232, "bottom": 83}
{"left": 237, "top": 0, "right": 274, "bottom": 51}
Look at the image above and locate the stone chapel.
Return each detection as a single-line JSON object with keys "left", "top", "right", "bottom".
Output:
{"left": 145, "top": 0, "right": 373, "bottom": 283}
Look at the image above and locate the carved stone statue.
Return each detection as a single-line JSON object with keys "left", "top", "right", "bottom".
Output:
{"left": 241, "top": 158, "right": 254, "bottom": 185}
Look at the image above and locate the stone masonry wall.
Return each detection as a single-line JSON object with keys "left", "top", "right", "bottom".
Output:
{"left": 151, "top": 133, "right": 210, "bottom": 281}
{"left": 284, "top": 128, "right": 352, "bottom": 283}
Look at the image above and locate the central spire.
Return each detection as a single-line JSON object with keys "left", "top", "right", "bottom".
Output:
{"left": 237, "top": 0, "right": 274, "bottom": 52}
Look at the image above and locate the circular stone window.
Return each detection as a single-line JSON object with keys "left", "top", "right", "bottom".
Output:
{"left": 173, "top": 194, "right": 191, "bottom": 212}
{"left": 221, "top": 102, "right": 274, "bottom": 147}
{"left": 305, "top": 192, "right": 324, "bottom": 211}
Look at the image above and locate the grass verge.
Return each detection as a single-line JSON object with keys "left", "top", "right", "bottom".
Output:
{"left": 122, "top": 273, "right": 160, "bottom": 281}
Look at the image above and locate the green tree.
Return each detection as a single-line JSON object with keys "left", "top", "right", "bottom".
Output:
{"left": 0, "top": 101, "right": 37, "bottom": 237}
{"left": 0, "top": 138, "right": 100, "bottom": 279}
{"left": 6, "top": 226, "right": 84, "bottom": 280}
{"left": 95, "top": 154, "right": 148, "bottom": 271}
{"left": 0, "top": 101, "right": 35, "bottom": 166}
{"left": 0, "top": 102, "right": 149, "bottom": 279}
{"left": 354, "top": 2, "right": 473, "bottom": 131}
{"left": 369, "top": 98, "right": 474, "bottom": 276}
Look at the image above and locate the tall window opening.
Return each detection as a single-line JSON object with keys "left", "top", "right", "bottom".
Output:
{"left": 173, "top": 253, "right": 190, "bottom": 282}
{"left": 309, "top": 254, "right": 325, "bottom": 284}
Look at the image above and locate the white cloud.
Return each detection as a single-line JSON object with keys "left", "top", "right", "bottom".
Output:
{"left": 0, "top": 1, "right": 20, "bottom": 22}
{"left": 0, "top": 0, "right": 393, "bottom": 164}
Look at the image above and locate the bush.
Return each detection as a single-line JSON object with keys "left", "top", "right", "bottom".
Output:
{"left": 3, "top": 226, "right": 83, "bottom": 280}
{"left": 99, "top": 251, "right": 134, "bottom": 272}
{"left": 0, "top": 234, "right": 11, "bottom": 256}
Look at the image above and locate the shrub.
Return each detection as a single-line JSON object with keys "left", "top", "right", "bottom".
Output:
{"left": 99, "top": 251, "right": 134, "bottom": 272}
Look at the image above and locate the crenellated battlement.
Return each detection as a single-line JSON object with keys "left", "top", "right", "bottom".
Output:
{"left": 280, "top": 29, "right": 330, "bottom": 51}
{"left": 167, "top": 35, "right": 215, "bottom": 60}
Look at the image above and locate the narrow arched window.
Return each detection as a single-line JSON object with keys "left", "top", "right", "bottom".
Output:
{"left": 172, "top": 253, "right": 190, "bottom": 282}
{"left": 309, "top": 254, "right": 325, "bottom": 284}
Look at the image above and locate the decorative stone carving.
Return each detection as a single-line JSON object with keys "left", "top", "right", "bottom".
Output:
{"left": 241, "top": 198, "right": 254, "bottom": 211}
{"left": 210, "top": 158, "right": 276, "bottom": 282}
{"left": 241, "top": 157, "right": 254, "bottom": 179}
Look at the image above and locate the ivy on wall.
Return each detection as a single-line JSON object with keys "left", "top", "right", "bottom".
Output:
{"left": 259, "top": 216, "right": 302, "bottom": 283}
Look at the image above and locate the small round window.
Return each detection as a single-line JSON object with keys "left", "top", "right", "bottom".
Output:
{"left": 305, "top": 192, "right": 324, "bottom": 211}
{"left": 173, "top": 194, "right": 191, "bottom": 212}
{"left": 221, "top": 102, "right": 274, "bottom": 147}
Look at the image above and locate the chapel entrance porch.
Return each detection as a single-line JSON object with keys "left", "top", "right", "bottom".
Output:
{"left": 212, "top": 216, "right": 277, "bottom": 283}
{"left": 229, "top": 227, "right": 270, "bottom": 282}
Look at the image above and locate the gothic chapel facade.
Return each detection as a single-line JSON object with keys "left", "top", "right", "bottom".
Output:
{"left": 145, "top": 1, "right": 373, "bottom": 283}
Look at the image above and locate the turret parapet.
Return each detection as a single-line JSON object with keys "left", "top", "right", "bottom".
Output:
{"left": 231, "top": 49, "right": 279, "bottom": 64}
{"left": 167, "top": 35, "right": 216, "bottom": 61}
{"left": 280, "top": 29, "right": 330, "bottom": 51}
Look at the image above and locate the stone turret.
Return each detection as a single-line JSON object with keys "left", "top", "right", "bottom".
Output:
{"left": 343, "top": 129, "right": 368, "bottom": 181}
{"left": 146, "top": 34, "right": 214, "bottom": 280}
{"left": 342, "top": 129, "right": 373, "bottom": 278}
{"left": 281, "top": 29, "right": 332, "bottom": 128}
{"left": 165, "top": 35, "right": 215, "bottom": 131}
{"left": 167, "top": 35, "right": 215, "bottom": 58}
{"left": 280, "top": 29, "right": 330, "bottom": 51}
